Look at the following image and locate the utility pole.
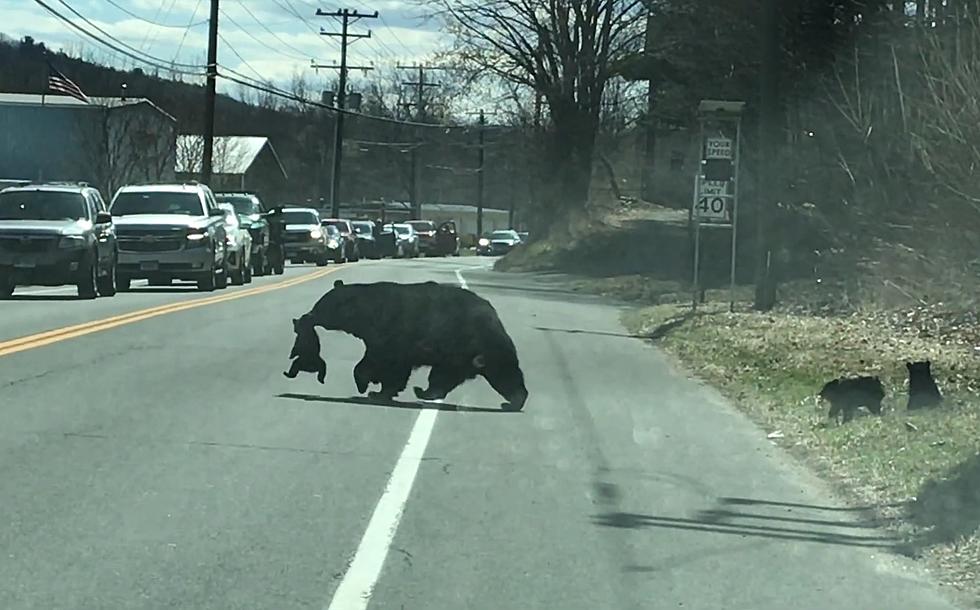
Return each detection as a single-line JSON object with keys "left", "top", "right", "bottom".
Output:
{"left": 477, "top": 110, "right": 486, "bottom": 236}
{"left": 200, "top": 0, "right": 220, "bottom": 184}
{"left": 397, "top": 64, "right": 448, "bottom": 219}
{"left": 317, "top": 8, "right": 378, "bottom": 218}
{"left": 755, "top": 0, "right": 780, "bottom": 311}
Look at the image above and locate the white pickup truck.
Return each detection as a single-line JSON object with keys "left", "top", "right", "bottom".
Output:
{"left": 109, "top": 183, "right": 229, "bottom": 292}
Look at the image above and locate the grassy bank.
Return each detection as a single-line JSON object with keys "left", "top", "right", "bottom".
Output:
{"left": 619, "top": 302, "right": 980, "bottom": 601}
{"left": 500, "top": 203, "right": 980, "bottom": 605}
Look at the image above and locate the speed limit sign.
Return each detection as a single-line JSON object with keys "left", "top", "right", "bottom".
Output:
{"left": 694, "top": 178, "right": 732, "bottom": 222}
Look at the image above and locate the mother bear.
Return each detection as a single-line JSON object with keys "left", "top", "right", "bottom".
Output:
{"left": 294, "top": 279, "right": 528, "bottom": 411}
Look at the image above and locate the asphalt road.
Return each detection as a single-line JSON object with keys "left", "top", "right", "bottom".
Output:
{"left": 0, "top": 257, "right": 963, "bottom": 610}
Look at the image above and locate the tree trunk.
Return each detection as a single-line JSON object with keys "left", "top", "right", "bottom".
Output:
{"left": 755, "top": 0, "right": 781, "bottom": 311}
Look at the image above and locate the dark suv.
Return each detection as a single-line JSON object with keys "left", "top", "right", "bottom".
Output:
{"left": 215, "top": 192, "right": 270, "bottom": 276}
{"left": 0, "top": 182, "right": 118, "bottom": 299}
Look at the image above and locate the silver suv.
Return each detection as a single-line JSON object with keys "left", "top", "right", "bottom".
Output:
{"left": 0, "top": 182, "right": 118, "bottom": 299}
{"left": 109, "top": 183, "right": 229, "bottom": 292}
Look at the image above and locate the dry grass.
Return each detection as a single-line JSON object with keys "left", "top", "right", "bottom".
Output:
{"left": 622, "top": 302, "right": 980, "bottom": 602}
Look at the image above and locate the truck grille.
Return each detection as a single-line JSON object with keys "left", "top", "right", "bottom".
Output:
{"left": 284, "top": 231, "right": 311, "bottom": 243}
{"left": 0, "top": 235, "right": 57, "bottom": 253}
{"left": 118, "top": 238, "right": 183, "bottom": 252}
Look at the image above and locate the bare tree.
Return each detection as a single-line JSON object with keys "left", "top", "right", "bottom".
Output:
{"left": 176, "top": 134, "right": 252, "bottom": 180}
{"left": 434, "top": 0, "right": 647, "bottom": 233}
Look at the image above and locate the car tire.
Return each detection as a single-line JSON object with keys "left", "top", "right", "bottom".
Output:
{"left": 252, "top": 251, "right": 265, "bottom": 277}
{"left": 197, "top": 267, "right": 216, "bottom": 292}
{"left": 231, "top": 253, "right": 245, "bottom": 286}
{"left": 77, "top": 254, "right": 98, "bottom": 300}
{"left": 244, "top": 259, "right": 253, "bottom": 283}
{"left": 97, "top": 258, "right": 117, "bottom": 297}
{"left": 316, "top": 252, "right": 329, "bottom": 267}
{"left": 116, "top": 275, "right": 132, "bottom": 292}
{"left": 0, "top": 276, "right": 14, "bottom": 299}
{"left": 215, "top": 261, "right": 229, "bottom": 289}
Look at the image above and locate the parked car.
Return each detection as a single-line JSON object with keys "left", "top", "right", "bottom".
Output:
{"left": 280, "top": 207, "right": 329, "bottom": 266}
{"left": 323, "top": 224, "right": 345, "bottom": 263}
{"left": 215, "top": 192, "right": 269, "bottom": 276}
{"left": 0, "top": 182, "right": 118, "bottom": 299}
{"left": 386, "top": 223, "right": 420, "bottom": 258}
{"left": 350, "top": 220, "right": 379, "bottom": 259}
{"left": 374, "top": 222, "right": 398, "bottom": 258}
{"left": 110, "top": 183, "right": 228, "bottom": 291}
{"left": 477, "top": 229, "right": 522, "bottom": 256}
{"left": 321, "top": 218, "right": 360, "bottom": 262}
{"left": 217, "top": 203, "right": 253, "bottom": 285}
{"left": 406, "top": 220, "right": 438, "bottom": 255}
{"left": 434, "top": 220, "right": 461, "bottom": 256}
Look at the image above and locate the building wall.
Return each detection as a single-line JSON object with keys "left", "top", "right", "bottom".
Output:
{"left": 0, "top": 103, "right": 103, "bottom": 186}
{"left": 0, "top": 101, "right": 176, "bottom": 199}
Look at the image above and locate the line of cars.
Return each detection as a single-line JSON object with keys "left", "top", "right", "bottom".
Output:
{"left": 0, "top": 181, "right": 276, "bottom": 299}
{"left": 0, "top": 180, "right": 465, "bottom": 300}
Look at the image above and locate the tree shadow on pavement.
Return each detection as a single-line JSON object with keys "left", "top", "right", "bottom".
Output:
{"left": 534, "top": 326, "right": 649, "bottom": 340}
{"left": 593, "top": 494, "right": 905, "bottom": 550}
{"left": 276, "top": 392, "right": 518, "bottom": 414}
{"left": 905, "top": 452, "right": 980, "bottom": 555}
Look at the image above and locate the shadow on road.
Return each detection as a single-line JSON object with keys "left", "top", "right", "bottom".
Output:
{"left": 593, "top": 495, "right": 906, "bottom": 550}
{"left": 534, "top": 326, "right": 648, "bottom": 340}
{"left": 5, "top": 294, "right": 82, "bottom": 301}
{"left": 276, "top": 392, "right": 517, "bottom": 414}
{"left": 906, "top": 452, "right": 980, "bottom": 555}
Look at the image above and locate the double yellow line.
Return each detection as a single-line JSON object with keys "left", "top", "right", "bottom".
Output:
{"left": 0, "top": 266, "right": 338, "bottom": 358}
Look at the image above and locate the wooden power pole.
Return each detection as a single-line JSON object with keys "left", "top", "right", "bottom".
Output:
{"left": 200, "top": 0, "right": 220, "bottom": 184}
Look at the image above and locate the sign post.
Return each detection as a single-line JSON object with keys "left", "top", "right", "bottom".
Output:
{"left": 691, "top": 100, "right": 744, "bottom": 312}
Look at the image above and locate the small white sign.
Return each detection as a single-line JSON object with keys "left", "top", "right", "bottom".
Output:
{"left": 705, "top": 137, "right": 733, "bottom": 160}
{"left": 698, "top": 180, "right": 729, "bottom": 197}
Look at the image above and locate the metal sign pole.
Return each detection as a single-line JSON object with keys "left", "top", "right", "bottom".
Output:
{"left": 692, "top": 174, "right": 701, "bottom": 311}
{"left": 729, "top": 116, "right": 742, "bottom": 313}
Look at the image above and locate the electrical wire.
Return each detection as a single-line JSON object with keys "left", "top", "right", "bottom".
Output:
{"left": 104, "top": 0, "right": 208, "bottom": 28}
{"left": 52, "top": 0, "right": 203, "bottom": 69}
{"left": 218, "top": 69, "right": 466, "bottom": 129}
{"left": 219, "top": 7, "right": 312, "bottom": 62}
{"left": 232, "top": 0, "right": 322, "bottom": 59}
{"left": 32, "top": 0, "right": 206, "bottom": 76}
{"left": 173, "top": 0, "right": 206, "bottom": 63}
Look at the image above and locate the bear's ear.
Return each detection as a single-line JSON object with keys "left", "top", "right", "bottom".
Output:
{"left": 292, "top": 318, "right": 299, "bottom": 324}
{"left": 334, "top": 279, "right": 344, "bottom": 288}
{"left": 925, "top": 359, "right": 931, "bottom": 367}
{"left": 906, "top": 361, "right": 913, "bottom": 369}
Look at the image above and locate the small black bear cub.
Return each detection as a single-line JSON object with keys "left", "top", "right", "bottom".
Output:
{"left": 906, "top": 360, "right": 942, "bottom": 410}
{"left": 819, "top": 376, "right": 885, "bottom": 423}
{"left": 283, "top": 315, "right": 326, "bottom": 383}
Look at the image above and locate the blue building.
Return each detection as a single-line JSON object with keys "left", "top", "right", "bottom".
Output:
{"left": 0, "top": 93, "right": 177, "bottom": 198}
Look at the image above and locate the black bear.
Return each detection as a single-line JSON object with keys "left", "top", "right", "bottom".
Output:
{"left": 283, "top": 315, "right": 327, "bottom": 383}
{"left": 819, "top": 376, "right": 885, "bottom": 423}
{"left": 296, "top": 279, "right": 528, "bottom": 410}
{"left": 907, "top": 360, "right": 943, "bottom": 410}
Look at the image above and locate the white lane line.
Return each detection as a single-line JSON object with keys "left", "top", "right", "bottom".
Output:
{"left": 325, "top": 409, "right": 438, "bottom": 610}
{"left": 454, "top": 267, "right": 468, "bottom": 289}
{"left": 325, "top": 267, "right": 468, "bottom": 609}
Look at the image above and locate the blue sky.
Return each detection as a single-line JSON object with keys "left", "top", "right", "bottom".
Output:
{"left": 3, "top": 0, "right": 445, "bottom": 92}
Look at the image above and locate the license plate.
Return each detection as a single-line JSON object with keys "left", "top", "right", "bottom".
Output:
{"left": 140, "top": 261, "right": 159, "bottom": 271}
{"left": 14, "top": 261, "right": 35, "bottom": 269}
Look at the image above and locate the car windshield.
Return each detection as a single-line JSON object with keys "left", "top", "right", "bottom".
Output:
{"left": 323, "top": 220, "right": 350, "bottom": 233}
{"left": 0, "top": 191, "right": 87, "bottom": 221}
{"left": 408, "top": 221, "right": 435, "bottom": 232}
{"left": 217, "top": 195, "right": 262, "bottom": 217}
{"left": 491, "top": 230, "right": 519, "bottom": 240}
{"left": 219, "top": 206, "right": 240, "bottom": 228}
{"left": 324, "top": 225, "right": 340, "bottom": 237}
{"left": 111, "top": 191, "right": 203, "bottom": 216}
{"left": 393, "top": 225, "right": 411, "bottom": 236}
{"left": 351, "top": 222, "right": 372, "bottom": 234}
{"left": 281, "top": 210, "right": 318, "bottom": 225}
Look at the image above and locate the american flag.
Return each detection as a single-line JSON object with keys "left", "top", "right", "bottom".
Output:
{"left": 47, "top": 64, "right": 90, "bottom": 104}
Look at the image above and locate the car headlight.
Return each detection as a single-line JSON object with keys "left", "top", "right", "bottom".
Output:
{"left": 310, "top": 228, "right": 323, "bottom": 239}
{"left": 186, "top": 229, "right": 208, "bottom": 246}
{"left": 58, "top": 235, "right": 86, "bottom": 249}
{"left": 478, "top": 238, "right": 490, "bottom": 246}
{"left": 249, "top": 214, "right": 261, "bottom": 222}
{"left": 327, "top": 239, "right": 339, "bottom": 248}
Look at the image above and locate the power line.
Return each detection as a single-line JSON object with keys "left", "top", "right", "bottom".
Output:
{"left": 32, "top": 0, "right": 206, "bottom": 76}
{"left": 219, "top": 7, "right": 312, "bottom": 62}
{"left": 52, "top": 0, "right": 203, "bottom": 69}
{"left": 232, "top": 0, "right": 320, "bottom": 59}
{"left": 270, "top": 0, "right": 340, "bottom": 50}
{"left": 104, "top": 0, "right": 209, "bottom": 28}
{"left": 140, "top": 0, "right": 179, "bottom": 53}
{"left": 217, "top": 33, "right": 267, "bottom": 83}
{"left": 218, "top": 70, "right": 464, "bottom": 128}
{"left": 173, "top": 0, "right": 206, "bottom": 63}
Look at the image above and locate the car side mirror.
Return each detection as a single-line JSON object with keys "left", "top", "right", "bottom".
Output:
{"left": 209, "top": 208, "right": 224, "bottom": 217}
{"left": 95, "top": 211, "right": 112, "bottom": 224}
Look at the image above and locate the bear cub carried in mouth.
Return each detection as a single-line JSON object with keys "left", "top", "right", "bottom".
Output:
{"left": 283, "top": 315, "right": 326, "bottom": 383}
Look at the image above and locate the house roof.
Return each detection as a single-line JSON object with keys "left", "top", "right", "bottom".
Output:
{"left": 0, "top": 93, "right": 177, "bottom": 122}
{"left": 175, "top": 135, "right": 287, "bottom": 179}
